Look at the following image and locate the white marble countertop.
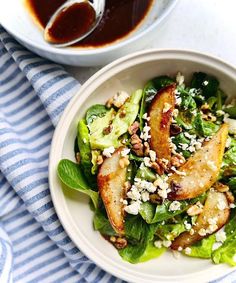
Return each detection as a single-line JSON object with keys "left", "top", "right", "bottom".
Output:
{"left": 65, "top": 0, "right": 236, "bottom": 84}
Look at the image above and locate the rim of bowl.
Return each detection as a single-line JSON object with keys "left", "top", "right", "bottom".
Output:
{"left": 49, "top": 49, "right": 236, "bottom": 283}
{"left": 1, "top": 0, "right": 179, "bottom": 56}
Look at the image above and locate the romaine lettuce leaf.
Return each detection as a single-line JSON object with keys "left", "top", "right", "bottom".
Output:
{"left": 212, "top": 210, "right": 236, "bottom": 266}
{"left": 119, "top": 215, "right": 159, "bottom": 263}
{"left": 184, "top": 235, "right": 215, "bottom": 259}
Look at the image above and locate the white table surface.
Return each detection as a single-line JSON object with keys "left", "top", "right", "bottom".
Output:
{"left": 65, "top": 0, "right": 236, "bottom": 84}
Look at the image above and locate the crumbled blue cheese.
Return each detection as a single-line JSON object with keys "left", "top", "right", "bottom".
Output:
{"left": 140, "top": 123, "right": 151, "bottom": 141}
{"left": 144, "top": 157, "right": 152, "bottom": 167}
{"left": 175, "top": 96, "right": 182, "bottom": 106}
{"left": 154, "top": 177, "right": 170, "bottom": 199}
{"left": 176, "top": 72, "right": 185, "bottom": 86}
{"left": 113, "top": 91, "right": 129, "bottom": 108}
{"left": 215, "top": 229, "right": 227, "bottom": 243}
{"left": 198, "top": 228, "right": 207, "bottom": 236}
{"left": 154, "top": 240, "right": 162, "bottom": 248}
{"left": 121, "top": 148, "right": 130, "bottom": 157}
{"left": 141, "top": 191, "right": 150, "bottom": 202}
{"left": 102, "top": 146, "right": 115, "bottom": 158}
{"left": 163, "top": 240, "right": 172, "bottom": 248}
{"left": 142, "top": 113, "right": 150, "bottom": 121}
{"left": 184, "top": 247, "right": 192, "bottom": 255}
{"left": 216, "top": 110, "right": 225, "bottom": 116}
{"left": 124, "top": 201, "right": 141, "bottom": 215}
{"left": 149, "top": 150, "right": 156, "bottom": 162}
{"left": 169, "top": 201, "right": 181, "bottom": 211}
{"left": 184, "top": 221, "right": 192, "bottom": 230}
{"left": 203, "top": 80, "right": 209, "bottom": 86}
{"left": 127, "top": 186, "right": 141, "bottom": 201}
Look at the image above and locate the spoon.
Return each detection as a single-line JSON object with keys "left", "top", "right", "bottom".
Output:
{"left": 44, "top": 0, "right": 105, "bottom": 47}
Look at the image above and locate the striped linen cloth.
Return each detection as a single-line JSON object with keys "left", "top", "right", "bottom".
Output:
{"left": 0, "top": 26, "right": 234, "bottom": 283}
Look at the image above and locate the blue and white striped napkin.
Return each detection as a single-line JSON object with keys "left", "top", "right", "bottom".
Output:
{"left": 0, "top": 26, "right": 122, "bottom": 283}
{"left": 0, "top": 26, "right": 235, "bottom": 283}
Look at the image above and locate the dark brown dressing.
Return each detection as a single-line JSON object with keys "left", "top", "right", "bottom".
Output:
{"left": 46, "top": 2, "right": 96, "bottom": 44}
{"left": 26, "top": 0, "right": 153, "bottom": 47}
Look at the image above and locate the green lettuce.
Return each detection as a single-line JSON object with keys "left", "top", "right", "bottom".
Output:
{"left": 212, "top": 210, "right": 236, "bottom": 266}
{"left": 119, "top": 215, "right": 159, "bottom": 263}
{"left": 184, "top": 235, "right": 216, "bottom": 259}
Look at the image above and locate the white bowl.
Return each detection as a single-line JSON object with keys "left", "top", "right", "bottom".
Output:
{"left": 0, "top": 0, "right": 178, "bottom": 66}
{"left": 49, "top": 49, "right": 236, "bottom": 282}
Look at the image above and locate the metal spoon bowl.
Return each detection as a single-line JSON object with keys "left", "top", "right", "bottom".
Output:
{"left": 44, "top": 0, "right": 105, "bottom": 48}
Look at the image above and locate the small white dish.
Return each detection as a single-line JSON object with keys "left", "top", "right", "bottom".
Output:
{"left": 0, "top": 0, "right": 178, "bottom": 66}
{"left": 49, "top": 49, "right": 236, "bottom": 283}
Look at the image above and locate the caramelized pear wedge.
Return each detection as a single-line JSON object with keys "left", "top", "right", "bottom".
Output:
{"left": 97, "top": 147, "right": 127, "bottom": 234}
{"left": 148, "top": 84, "right": 176, "bottom": 162}
{"left": 171, "top": 190, "right": 230, "bottom": 250}
{"left": 168, "top": 124, "right": 229, "bottom": 200}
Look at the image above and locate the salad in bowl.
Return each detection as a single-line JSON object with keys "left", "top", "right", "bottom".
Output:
{"left": 57, "top": 71, "right": 236, "bottom": 265}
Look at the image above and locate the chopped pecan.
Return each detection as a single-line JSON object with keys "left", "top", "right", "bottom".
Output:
{"left": 149, "top": 193, "right": 162, "bottom": 204}
{"left": 200, "top": 103, "right": 210, "bottom": 113}
{"left": 202, "top": 112, "right": 217, "bottom": 122}
{"left": 170, "top": 124, "right": 182, "bottom": 136}
{"left": 225, "top": 191, "right": 235, "bottom": 204}
{"left": 187, "top": 202, "right": 203, "bottom": 216}
{"left": 151, "top": 162, "right": 164, "bottom": 175}
{"left": 114, "top": 237, "right": 127, "bottom": 249}
{"left": 171, "top": 153, "right": 186, "bottom": 168}
{"left": 119, "top": 156, "right": 130, "bottom": 168}
{"left": 131, "top": 134, "right": 143, "bottom": 156}
{"left": 109, "top": 236, "right": 127, "bottom": 249}
{"left": 119, "top": 109, "right": 126, "bottom": 118}
{"left": 128, "top": 121, "right": 140, "bottom": 135}
{"left": 215, "top": 182, "right": 229, "bottom": 193}
{"left": 103, "top": 124, "right": 113, "bottom": 135}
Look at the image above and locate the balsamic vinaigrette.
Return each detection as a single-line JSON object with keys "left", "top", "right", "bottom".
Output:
{"left": 26, "top": 0, "right": 153, "bottom": 47}
{"left": 45, "top": 2, "right": 96, "bottom": 44}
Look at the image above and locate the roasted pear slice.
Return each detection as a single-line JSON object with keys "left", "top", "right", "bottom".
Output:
{"left": 97, "top": 147, "right": 127, "bottom": 234}
{"left": 168, "top": 124, "right": 229, "bottom": 200}
{"left": 148, "top": 84, "right": 176, "bottom": 162}
{"left": 171, "top": 190, "right": 230, "bottom": 250}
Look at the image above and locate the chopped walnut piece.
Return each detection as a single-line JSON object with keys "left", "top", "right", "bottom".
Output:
{"left": 225, "top": 191, "right": 234, "bottom": 204}
{"left": 123, "top": 181, "right": 131, "bottom": 192}
{"left": 149, "top": 193, "right": 162, "bottom": 204}
{"left": 215, "top": 182, "right": 229, "bottom": 193}
{"left": 202, "top": 112, "right": 217, "bottom": 122}
{"left": 119, "top": 156, "right": 130, "bottom": 168}
{"left": 187, "top": 202, "right": 203, "bottom": 216}
{"left": 170, "top": 124, "right": 182, "bottom": 136}
{"left": 171, "top": 153, "right": 186, "bottom": 168}
{"left": 200, "top": 103, "right": 210, "bottom": 113}
{"left": 128, "top": 121, "right": 140, "bottom": 135}
{"left": 131, "top": 134, "right": 143, "bottom": 156}
{"left": 105, "top": 98, "right": 114, "bottom": 108}
{"left": 114, "top": 237, "right": 127, "bottom": 249}
{"left": 151, "top": 162, "right": 164, "bottom": 175}
{"left": 103, "top": 124, "right": 113, "bottom": 135}
{"left": 119, "top": 109, "right": 126, "bottom": 118}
